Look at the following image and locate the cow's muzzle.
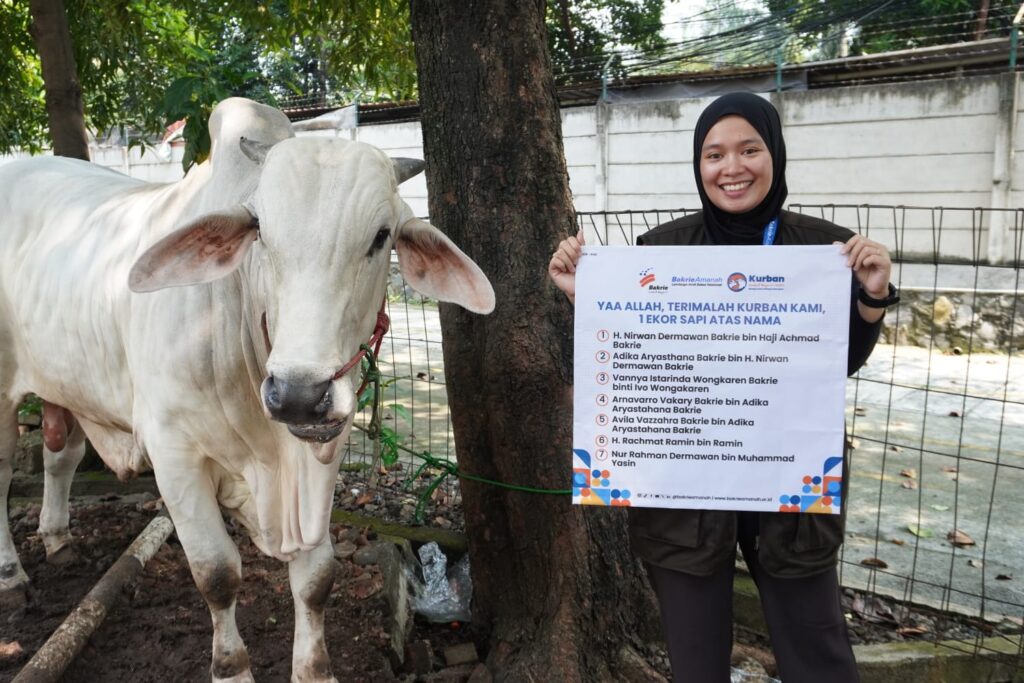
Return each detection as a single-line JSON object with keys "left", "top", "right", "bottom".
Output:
{"left": 261, "top": 375, "right": 346, "bottom": 443}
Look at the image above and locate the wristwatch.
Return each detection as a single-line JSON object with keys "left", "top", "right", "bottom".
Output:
{"left": 858, "top": 283, "right": 900, "bottom": 308}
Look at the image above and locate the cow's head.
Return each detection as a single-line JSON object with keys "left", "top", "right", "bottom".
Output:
{"left": 129, "top": 137, "right": 494, "bottom": 448}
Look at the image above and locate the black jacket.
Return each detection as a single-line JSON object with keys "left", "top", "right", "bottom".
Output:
{"left": 627, "top": 209, "right": 882, "bottom": 578}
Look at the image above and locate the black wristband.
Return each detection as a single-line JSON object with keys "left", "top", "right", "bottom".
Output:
{"left": 858, "top": 283, "right": 900, "bottom": 308}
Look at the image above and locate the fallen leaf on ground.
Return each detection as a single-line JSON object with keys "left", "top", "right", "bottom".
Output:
{"left": 0, "top": 641, "right": 23, "bottom": 658}
{"left": 968, "top": 559, "right": 984, "bottom": 568}
{"left": 348, "top": 571, "right": 384, "bottom": 600}
{"left": 899, "top": 468, "right": 917, "bottom": 479}
{"left": 997, "top": 574, "right": 1013, "bottom": 581}
{"left": 948, "top": 411, "right": 961, "bottom": 418}
{"left": 931, "top": 504, "right": 950, "bottom": 511}
{"left": 355, "top": 492, "right": 374, "bottom": 506}
{"left": 889, "top": 537, "right": 906, "bottom": 546}
{"left": 941, "top": 466, "right": 959, "bottom": 473}
{"left": 861, "top": 557, "right": 889, "bottom": 569}
{"left": 850, "top": 595, "right": 898, "bottom": 625}
{"left": 901, "top": 480, "right": 918, "bottom": 490}
{"left": 947, "top": 529, "right": 976, "bottom": 547}
{"left": 897, "top": 626, "right": 930, "bottom": 636}
{"left": 908, "top": 524, "right": 933, "bottom": 538}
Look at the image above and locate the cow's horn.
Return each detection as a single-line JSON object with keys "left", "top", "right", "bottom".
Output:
{"left": 392, "top": 158, "right": 425, "bottom": 184}
{"left": 240, "top": 137, "right": 274, "bottom": 165}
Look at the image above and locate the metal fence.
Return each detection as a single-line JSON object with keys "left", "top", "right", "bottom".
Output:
{"left": 346, "top": 205, "right": 1024, "bottom": 663}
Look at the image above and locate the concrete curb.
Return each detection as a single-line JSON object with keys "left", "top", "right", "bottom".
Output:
{"left": 330, "top": 509, "right": 468, "bottom": 555}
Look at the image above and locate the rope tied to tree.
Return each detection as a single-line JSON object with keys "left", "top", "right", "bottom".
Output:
{"left": 352, "top": 343, "right": 571, "bottom": 524}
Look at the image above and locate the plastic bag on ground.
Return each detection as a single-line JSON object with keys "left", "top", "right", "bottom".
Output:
{"left": 730, "top": 669, "right": 780, "bottom": 683}
{"left": 406, "top": 541, "right": 472, "bottom": 623}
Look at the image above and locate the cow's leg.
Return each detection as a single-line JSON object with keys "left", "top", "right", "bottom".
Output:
{"left": 0, "top": 402, "right": 30, "bottom": 608}
{"left": 288, "top": 539, "right": 339, "bottom": 683}
{"left": 39, "top": 406, "right": 86, "bottom": 563}
{"left": 156, "top": 465, "right": 253, "bottom": 683}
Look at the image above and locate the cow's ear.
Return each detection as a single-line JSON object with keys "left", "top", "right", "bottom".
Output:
{"left": 129, "top": 208, "right": 258, "bottom": 293}
{"left": 395, "top": 218, "right": 495, "bottom": 314}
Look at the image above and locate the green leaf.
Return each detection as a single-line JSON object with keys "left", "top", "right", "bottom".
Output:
{"left": 386, "top": 403, "right": 412, "bottom": 422}
{"left": 381, "top": 442, "right": 399, "bottom": 467}
{"left": 357, "top": 385, "right": 376, "bottom": 412}
{"left": 380, "top": 426, "right": 399, "bottom": 446}
{"left": 930, "top": 504, "right": 950, "bottom": 511}
{"left": 908, "top": 524, "right": 934, "bottom": 538}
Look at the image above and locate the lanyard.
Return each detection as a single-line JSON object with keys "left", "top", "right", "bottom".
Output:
{"left": 762, "top": 217, "right": 779, "bottom": 245}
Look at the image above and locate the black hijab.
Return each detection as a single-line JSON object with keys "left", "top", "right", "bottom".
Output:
{"left": 693, "top": 93, "right": 788, "bottom": 245}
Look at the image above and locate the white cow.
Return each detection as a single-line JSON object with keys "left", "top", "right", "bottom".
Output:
{"left": 0, "top": 98, "right": 494, "bottom": 681}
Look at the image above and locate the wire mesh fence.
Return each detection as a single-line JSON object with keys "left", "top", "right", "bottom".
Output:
{"left": 345, "top": 205, "right": 1024, "bottom": 662}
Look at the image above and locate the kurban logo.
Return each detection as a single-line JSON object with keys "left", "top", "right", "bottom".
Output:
{"left": 727, "top": 272, "right": 748, "bottom": 292}
{"left": 639, "top": 268, "right": 656, "bottom": 287}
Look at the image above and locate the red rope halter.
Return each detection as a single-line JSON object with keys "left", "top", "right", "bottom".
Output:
{"left": 260, "top": 298, "right": 390, "bottom": 398}
{"left": 332, "top": 298, "right": 391, "bottom": 397}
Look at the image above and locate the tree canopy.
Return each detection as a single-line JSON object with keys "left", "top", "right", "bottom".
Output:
{"left": 0, "top": 0, "right": 414, "bottom": 159}
{"left": 762, "top": 0, "right": 1017, "bottom": 60}
{"left": 0, "top": 0, "right": 674, "bottom": 158}
{"left": 547, "top": 0, "right": 668, "bottom": 83}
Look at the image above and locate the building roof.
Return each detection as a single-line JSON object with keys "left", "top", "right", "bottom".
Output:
{"left": 283, "top": 37, "right": 1018, "bottom": 126}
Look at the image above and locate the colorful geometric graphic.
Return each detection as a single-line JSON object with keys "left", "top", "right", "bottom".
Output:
{"left": 572, "top": 449, "right": 631, "bottom": 507}
{"left": 777, "top": 456, "right": 843, "bottom": 514}
{"left": 639, "top": 268, "right": 656, "bottom": 287}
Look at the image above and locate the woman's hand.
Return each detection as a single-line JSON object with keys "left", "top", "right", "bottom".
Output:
{"left": 839, "top": 235, "right": 893, "bottom": 323}
{"left": 548, "top": 230, "right": 585, "bottom": 304}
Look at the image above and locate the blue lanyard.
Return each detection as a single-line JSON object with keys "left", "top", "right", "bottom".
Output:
{"left": 762, "top": 217, "right": 779, "bottom": 245}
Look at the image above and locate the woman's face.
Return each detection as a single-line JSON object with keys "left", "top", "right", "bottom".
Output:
{"left": 699, "top": 115, "right": 773, "bottom": 215}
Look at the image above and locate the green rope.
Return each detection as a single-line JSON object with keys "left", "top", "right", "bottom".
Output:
{"left": 350, "top": 345, "right": 571, "bottom": 523}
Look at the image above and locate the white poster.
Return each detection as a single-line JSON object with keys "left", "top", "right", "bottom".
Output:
{"left": 572, "top": 245, "right": 851, "bottom": 514}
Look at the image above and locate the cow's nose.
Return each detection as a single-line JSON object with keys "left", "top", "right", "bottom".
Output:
{"left": 261, "top": 375, "right": 333, "bottom": 424}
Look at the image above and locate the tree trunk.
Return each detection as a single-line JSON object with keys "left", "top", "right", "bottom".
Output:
{"left": 973, "top": 0, "right": 990, "bottom": 41}
{"left": 409, "top": 2, "right": 662, "bottom": 680}
{"left": 28, "top": 0, "right": 89, "bottom": 160}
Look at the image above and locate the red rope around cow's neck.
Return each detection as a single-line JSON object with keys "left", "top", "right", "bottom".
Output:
{"left": 259, "top": 299, "right": 389, "bottom": 397}
{"left": 333, "top": 299, "right": 390, "bottom": 397}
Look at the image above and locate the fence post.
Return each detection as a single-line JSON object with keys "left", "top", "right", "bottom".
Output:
{"left": 987, "top": 72, "right": 1019, "bottom": 264}
{"left": 776, "top": 44, "right": 784, "bottom": 92}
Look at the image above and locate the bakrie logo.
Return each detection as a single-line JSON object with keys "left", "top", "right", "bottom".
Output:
{"left": 727, "top": 272, "right": 747, "bottom": 292}
{"left": 639, "top": 268, "right": 656, "bottom": 287}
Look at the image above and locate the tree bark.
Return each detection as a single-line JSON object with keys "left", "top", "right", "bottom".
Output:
{"left": 409, "top": 2, "right": 662, "bottom": 680}
{"left": 28, "top": 0, "right": 89, "bottom": 160}
{"left": 973, "top": 0, "right": 990, "bottom": 41}
{"left": 557, "top": 0, "right": 579, "bottom": 60}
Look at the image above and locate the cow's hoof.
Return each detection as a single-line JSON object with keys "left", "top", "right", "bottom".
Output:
{"left": 45, "top": 543, "right": 78, "bottom": 566}
{"left": 291, "top": 675, "right": 338, "bottom": 683}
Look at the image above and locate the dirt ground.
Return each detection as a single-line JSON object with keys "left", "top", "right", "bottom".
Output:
{"left": 0, "top": 496, "right": 440, "bottom": 682}
{"left": 1, "top": 482, "right": 1012, "bottom": 682}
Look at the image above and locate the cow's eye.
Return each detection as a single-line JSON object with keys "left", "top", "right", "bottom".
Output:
{"left": 367, "top": 227, "right": 390, "bottom": 257}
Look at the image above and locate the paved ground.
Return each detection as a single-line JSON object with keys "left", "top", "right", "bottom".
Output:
{"left": 843, "top": 344, "right": 1024, "bottom": 623}
{"left": 342, "top": 299, "right": 455, "bottom": 468}
{"left": 356, "top": 300, "right": 1024, "bottom": 625}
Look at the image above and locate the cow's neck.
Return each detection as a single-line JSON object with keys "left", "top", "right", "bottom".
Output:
{"left": 233, "top": 246, "right": 273, "bottom": 399}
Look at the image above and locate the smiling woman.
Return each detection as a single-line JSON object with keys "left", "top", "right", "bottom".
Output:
{"left": 549, "top": 92, "right": 898, "bottom": 683}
